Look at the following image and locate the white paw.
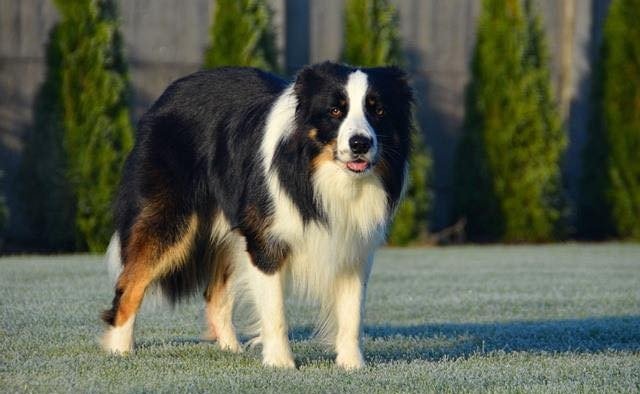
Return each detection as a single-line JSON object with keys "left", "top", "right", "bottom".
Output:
{"left": 101, "top": 317, "right": 135, "bottom": 354}
{"left": 336, "top": 349, "right": 364, "bottom": 370}
{"left": 100, "top": 328, "right": 133, "bottom": 354}
{"left": 202, "top": 329, "right": 242, "bottom": 353}
{"left": 262, "top": 344, "right": 295, "bottom": 368}
{"left": 218, "top": 336, "right": 243, "bottom": 353}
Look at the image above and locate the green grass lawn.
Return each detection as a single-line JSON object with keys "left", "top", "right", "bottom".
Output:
{"left": 1, "top": 244, "right": 639, "bottom": 393}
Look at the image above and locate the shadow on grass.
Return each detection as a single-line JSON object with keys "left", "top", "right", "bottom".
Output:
{"left": 133, "top": 316, "right": 640, "bottom": 365}
{"left": 292, "top": 315, "right": 640, "bottom": 363}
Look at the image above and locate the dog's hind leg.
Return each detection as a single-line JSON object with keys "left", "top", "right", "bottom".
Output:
{"left": 101, "top": 211, "right": 198, "bottom": 354}
{"left": 203, "top": 239, "right": 242, "bottom": 353}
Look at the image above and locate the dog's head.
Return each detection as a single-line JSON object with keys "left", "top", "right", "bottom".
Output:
{"left": 293, "top": 62, "right": 413, "bottom": 177}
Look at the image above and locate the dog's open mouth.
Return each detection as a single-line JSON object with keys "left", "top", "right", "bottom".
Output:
{"left": 346, "top": 159, "right": 370, "bottom": 173}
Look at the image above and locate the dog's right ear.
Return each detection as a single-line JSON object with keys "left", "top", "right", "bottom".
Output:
{"left": 293, "top": 65, "right": 323, "bottom": 98}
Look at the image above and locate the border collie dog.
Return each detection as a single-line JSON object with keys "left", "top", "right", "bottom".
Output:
{"left": 101, "top": 62, "right": 412, "bottom": 369}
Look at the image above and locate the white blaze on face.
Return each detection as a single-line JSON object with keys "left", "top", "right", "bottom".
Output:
{"left": 337, "top": 71, "right": 377, "bottom": 164}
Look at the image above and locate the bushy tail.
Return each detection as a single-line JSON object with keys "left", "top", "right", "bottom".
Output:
{"left": 105, "top": 233, "right": 123, "bottom": 285}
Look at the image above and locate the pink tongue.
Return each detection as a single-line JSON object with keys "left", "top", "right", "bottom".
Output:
{"left": 347, "top": 160, "right": 369, "bottom": 172}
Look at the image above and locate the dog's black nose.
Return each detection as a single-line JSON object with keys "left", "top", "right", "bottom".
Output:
{"left": 349, "top": 135, "right": 372, "bottom": 154}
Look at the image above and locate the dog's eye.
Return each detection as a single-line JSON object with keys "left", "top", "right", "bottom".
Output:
{"left": 329, "top": 107, "right": 343, "bottom": 118}
{"left": 375, "top": 107, "right": 385, "bottom": 117}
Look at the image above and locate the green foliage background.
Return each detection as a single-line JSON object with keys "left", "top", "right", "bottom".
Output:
{"left": 342, "top": 0, "right": 432, "bottom": 245}
{"left": 343, "top": 0, "right": 403, "bottom": 68}
{"left": 19, "top": 0, "right": 132, "bottom": 252}
{"left": 13, "top": 0, "right": 639, "bottom": 248}
{"left": 453, "top": 0, "right": 566, "bottom": 242}
{"left": 578, "top": 0, "right": 640, "bottom": 240}
{"left": 204, "top": 0, "right": 279, "bottom": 71}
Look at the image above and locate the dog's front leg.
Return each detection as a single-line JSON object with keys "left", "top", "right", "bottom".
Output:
{"left": 334, "top": 270, "right": 367, "bottom": 370}
{"left": 247, "top": 262, "right": 295, "bottom": 368}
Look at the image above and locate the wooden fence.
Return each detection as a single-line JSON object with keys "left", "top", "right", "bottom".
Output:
{"left": 0, "top": 0, "right": 610, "bottom": 240}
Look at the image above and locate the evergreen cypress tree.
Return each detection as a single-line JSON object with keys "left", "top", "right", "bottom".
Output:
{"left": 18, "top": 23, "right": 76, "bottom": 251}
{"left": 578, "top": 0, "right": 640, "bottom": 240}
{"left": 20, "top": 0, "right": 133, "bottom": 252}
{"left": 453, "top": 0, "right": 565, "bottom": 242}
{"left": 523, "top": 0, "right": 568, "bottom": 237}
{"left": 343, "top": 0, "right": 403, "bottom": 67}
{"left": 204, "top": 0, "right": 279, "bottom": 71}
{"left": 387, "top": 135, "right": 431, "bottom": 245}
{"left": 342, "top": 0, "right": 432, "bottom": 245}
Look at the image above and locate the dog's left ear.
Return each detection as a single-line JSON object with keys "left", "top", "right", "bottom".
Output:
{"left": 369, "top": 66, "right": 414, "bottom": 104}
{"left": 366, "top": 66, "right": 414, "bottom": 112}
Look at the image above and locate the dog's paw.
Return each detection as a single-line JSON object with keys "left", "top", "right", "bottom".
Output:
{"left": 262, "top": 354, "right": 295, "bottom": 369}
{"left": 336, "top": 349, "right": 364, "bottom": 370}
{"left": 262, "top": 345, "right": 295, "bottom": 368}
{"left": 100, "top": 328, "right": 133, "bottom": 354}
{"left": 202, "top": 330, "right": 242, "bottom": 353}
{"left": 218, "top": 336, "right": 243, "bottom": 353}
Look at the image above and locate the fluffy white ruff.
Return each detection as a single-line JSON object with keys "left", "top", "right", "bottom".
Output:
{"left": 267, "top": 161, "right": 386, "bottom": 305}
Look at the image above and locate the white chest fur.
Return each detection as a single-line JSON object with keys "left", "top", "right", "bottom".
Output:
{"left": 267, "top": 161, "right": 388, "bottom": 300}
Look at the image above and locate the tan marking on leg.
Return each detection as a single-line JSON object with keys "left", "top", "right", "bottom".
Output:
{"left": 111, "top": 214, "right": 198, "bottom": 327}
{"left": 203, "top": 240, "right": 241, "bottom": 352}
{"left": 151, "top": 215, "right": 198, "bottom": 278}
